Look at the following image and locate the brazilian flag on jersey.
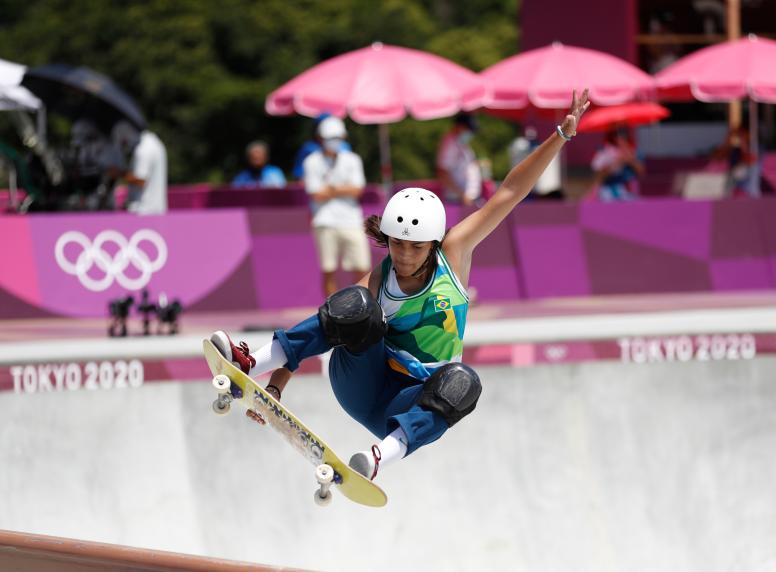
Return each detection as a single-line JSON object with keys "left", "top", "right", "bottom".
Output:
{"left": 377, "top": 249, "right": 469, "bottom": 381}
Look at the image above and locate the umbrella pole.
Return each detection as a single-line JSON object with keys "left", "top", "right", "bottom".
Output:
{"left": 378, "top": 123, "right": 393, "bottom": 196}
{"left": 749, "top": 98, "right": 760, "bottom": 196}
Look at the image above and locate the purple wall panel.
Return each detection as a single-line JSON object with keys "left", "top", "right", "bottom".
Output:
{"left": 583, "top": 229, "right": 712, "bottom": 294}
{"left": 251, "top": 234, "right": 321, "bottom": 309}
{"left": 580, "top": 199, "right": 712, "bottom": 260}
{"left": 186, "top": 257, "right": 258, "bottom": 313}
{"left": 710, "top": 260, "right": 774, "bottom": 291}
{"left": 2, "top": 197, "right": 776, "bottom": 319}
{"left": 754, "top": 199, "right": 776, "bottom": 255}
{"left": 515, "top": 226, "right": 591, "bottom": 297}
{"left": 515, "top": 202, "right": 580, "bottom": 226}
{"left": 711, "top": 200, "right": 769, "bottom": 258}
{"left": 469, "top": 267, "right": 522, "bottom": 301}
{"left": 1, "top": 211, "right": 251, "bottom": 318}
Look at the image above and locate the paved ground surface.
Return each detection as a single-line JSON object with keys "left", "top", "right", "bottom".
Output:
{"left": 2, "top": 356, "right": 775, "bottom": 572}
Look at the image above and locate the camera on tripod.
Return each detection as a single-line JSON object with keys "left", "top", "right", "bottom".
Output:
{"left": 107, "top": 290, "right": 183, "bottom": 337}
{"left": 108, "top": 295, "right": 134, "bottom": 337}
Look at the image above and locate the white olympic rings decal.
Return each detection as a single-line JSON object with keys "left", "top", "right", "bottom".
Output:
{"left": 54, "top": 229, "right": 168, "bottom": 292}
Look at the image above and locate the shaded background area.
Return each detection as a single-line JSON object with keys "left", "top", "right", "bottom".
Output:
{"left": 0, "top": 0, "right": 520, "bottom": 184}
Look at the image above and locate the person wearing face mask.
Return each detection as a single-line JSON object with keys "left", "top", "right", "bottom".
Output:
{"left": 292, "top": 113, "right": 353, "bottom": 180}
{"left": 210, "top": 90, "right": 590, "bottom": 483}
{"left": 436, "top": 113, "right": 482, "bottom": 205}
{"left": 302, "top": 116, "right": 372, "bottom": 297}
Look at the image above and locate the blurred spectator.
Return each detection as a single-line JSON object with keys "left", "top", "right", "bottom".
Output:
{"left": 69, "top": 119, "right": 120, "bottom": 210}
{"left": 436, "top": 113, "right": 481, "bottom": 205}
{"left": 292, "top": 113, "right": 352, "bottom": 180}
{"left": 509, "top": 125, "right": 564, "bottom": 200}
{"left": 590, "top": 125, "right": 644, "bottom": 201}
{"left": 112, "top": 120, "right": 168, "bottom": 214}
{"left": 231, "top": 140, "right": 286, "bottom": 188}
{"left": 713, "top": 126, "right": 757, "bottom": 197}
{"left": 303, "top": 116, "right": 371, "bottom": 297}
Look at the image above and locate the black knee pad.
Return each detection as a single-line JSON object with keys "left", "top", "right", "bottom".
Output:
{"left": 418, "top": 363, "right": 481, "bottom": 427}
{"left": 318, "top": 286, "right": 387, "bottom": 353}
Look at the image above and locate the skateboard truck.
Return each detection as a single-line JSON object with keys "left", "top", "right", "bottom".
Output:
{"left": 211, "top": 374, "right": 234, "bottom": 415}
{"left": 212, "top": 374, "right": 265, "bottom": 424}
{"left": 314, "top": 464, "right": 334, "bottom": 507}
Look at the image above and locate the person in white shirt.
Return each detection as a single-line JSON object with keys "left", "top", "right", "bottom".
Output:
{"left": 436, "top": 113, "right": 482, "bottom": 205}
{"left": 303, "top": 116, "right": 371, "bottom": 296}
{"left": 112, "top": 120, "right": 168, "bottom": 215}
{"left": 509, "top": 125, "right": 564, "bottom": 200}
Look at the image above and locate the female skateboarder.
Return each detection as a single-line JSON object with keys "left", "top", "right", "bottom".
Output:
{"left": 212, "top": 90, "right": 590, "bottom": 480}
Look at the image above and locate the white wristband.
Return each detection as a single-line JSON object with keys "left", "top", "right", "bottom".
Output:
{"left": 556, "top": 125, "right": 573, "bottom": 141}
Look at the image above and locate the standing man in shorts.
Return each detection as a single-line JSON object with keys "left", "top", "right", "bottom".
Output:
{"left": 303, "top": 116, "right": 371, "bottom": 296}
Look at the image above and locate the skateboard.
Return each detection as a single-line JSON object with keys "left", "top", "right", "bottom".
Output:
{"left": 203, "top": 339, "right": 387, "bottom": 508}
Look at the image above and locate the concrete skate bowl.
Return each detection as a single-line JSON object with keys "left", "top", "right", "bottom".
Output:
{"left": 1, "top": 357, "right": 776, "bottom": 571}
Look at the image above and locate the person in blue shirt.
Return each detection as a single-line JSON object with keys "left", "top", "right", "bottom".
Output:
{"left": 232, "top": 140, "right": 286, "bottom": 188}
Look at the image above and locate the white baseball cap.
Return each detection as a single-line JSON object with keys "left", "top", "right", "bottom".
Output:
{"left": 317, "top": 116, "right": 347, "bottom": 139}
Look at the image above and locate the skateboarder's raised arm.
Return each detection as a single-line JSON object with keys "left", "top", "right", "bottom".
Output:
{"left": 441, "top": 89, "right": 589, "bottom": 284}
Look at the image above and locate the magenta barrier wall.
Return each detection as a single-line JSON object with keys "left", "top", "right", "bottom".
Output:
{"left": 1, "top": 197, "right": 775, "bottom": 319}
{"left": 167, "top": 183, "right": 387, "bottom": 210}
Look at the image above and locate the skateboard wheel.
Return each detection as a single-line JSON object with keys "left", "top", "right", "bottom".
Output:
{"left": 212, "top": 398, "right": 230, "bottom": 415}
{"left": 212, "top": 374, "right": 231, "bottom": 394}
{"left": 313, "top": 490, "right": 332, "bottom": 507}
{"left": 316, "top": 464, "right": 334, "bottom": 485}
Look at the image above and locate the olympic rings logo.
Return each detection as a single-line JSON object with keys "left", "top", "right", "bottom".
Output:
{"left": 54, "top": 229, "right": 168, "bottom": 292}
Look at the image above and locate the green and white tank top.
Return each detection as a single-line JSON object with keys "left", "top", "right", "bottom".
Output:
{"left": 377, "top": 249, "right": 469, "bottom": 381}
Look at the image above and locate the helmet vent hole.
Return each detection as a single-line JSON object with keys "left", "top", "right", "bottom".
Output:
{"left": 404, "top": 194, "right": 409, "bottom": 198}
{"left": 420, "top": 197, "right": 424, "bottom": 201}
{"left": 412, "top": 219, "right": 419, "bottom": 225}
{"left": 397, "top": 216, "right": 403, "bottom": 223}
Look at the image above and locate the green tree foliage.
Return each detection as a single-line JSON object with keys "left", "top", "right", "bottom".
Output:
{"left": 0, "top": 0, "right": 520, "bottom": 183}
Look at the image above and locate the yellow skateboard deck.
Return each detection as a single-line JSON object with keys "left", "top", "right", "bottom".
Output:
{"left": 203, "top": 339, "right": 387, "bottom": 508}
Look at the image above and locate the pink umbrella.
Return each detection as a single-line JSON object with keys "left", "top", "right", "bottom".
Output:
{"left": 655, "top": 35, "right": 776, "bottom": 103}
{"left": 655, "top": 35, "right": 776, "bottom": 194}
{"left": 266, "top": 42, "right": 488, "bottom": 123}
{"left": 481, "top": 42, "right": 654, "bottom": 112}
{"left": 266, "top": 42, "right": 489, "bottom": 186}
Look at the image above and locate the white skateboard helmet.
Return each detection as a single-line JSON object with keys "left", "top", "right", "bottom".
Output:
{"left": 379, "top": 187, "right": 446, "bottom": 242}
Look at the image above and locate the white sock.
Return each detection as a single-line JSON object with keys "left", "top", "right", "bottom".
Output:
{"left": 248, "top": 339, "right": 288, "bottom": 377}
{"left": 377, "top": 427, "right": 409, "bottom": 468}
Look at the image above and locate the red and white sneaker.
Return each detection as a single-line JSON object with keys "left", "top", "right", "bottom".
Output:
{"left": 210, "top": 330, "right": 255, "bottom": 375}
{"left": 348, "top": 445, "right": 381, "bottom": 481}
